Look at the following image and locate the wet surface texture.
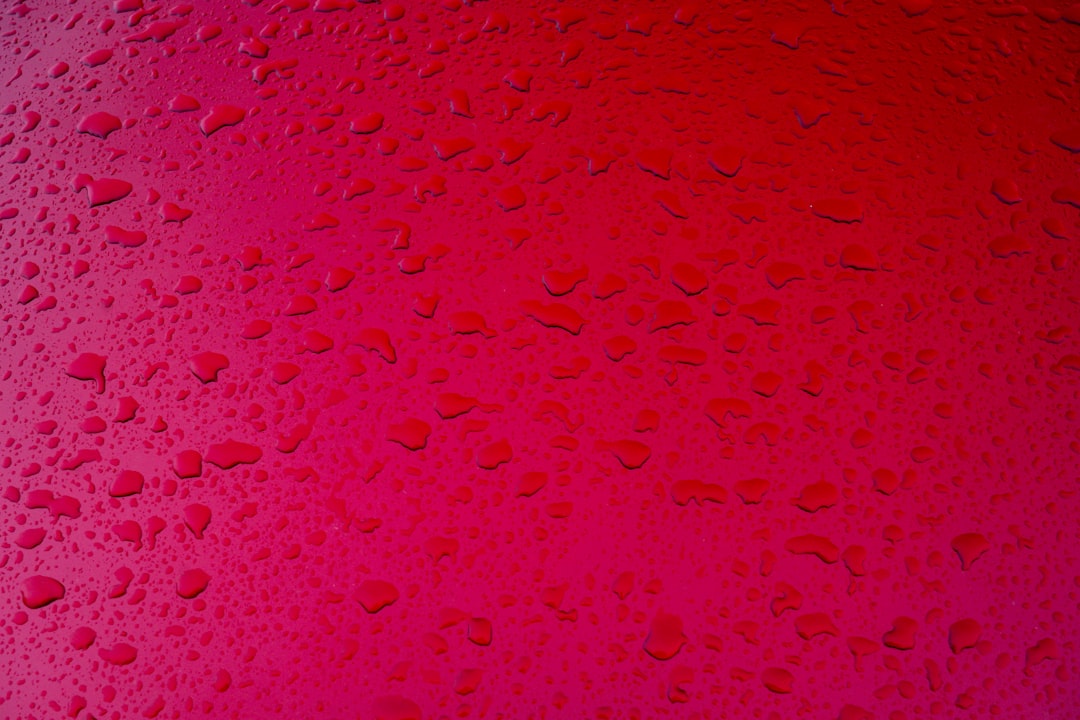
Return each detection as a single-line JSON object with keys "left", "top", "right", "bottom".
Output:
{"left": 1, "top": 0, "right": 1078, "bottom": 717}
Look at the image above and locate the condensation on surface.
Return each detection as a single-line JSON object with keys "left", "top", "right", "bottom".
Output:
{"left": 0, "top": 1, "right": 1078, "bottom": 718}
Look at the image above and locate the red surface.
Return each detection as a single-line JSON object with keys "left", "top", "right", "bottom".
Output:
{"left": 2, "top": 1, "right": 1079, "bottom": 718}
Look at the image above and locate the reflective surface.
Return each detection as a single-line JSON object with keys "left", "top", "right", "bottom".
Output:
{"left": 1, "top": 1, "right": 1078, "bottom": 717}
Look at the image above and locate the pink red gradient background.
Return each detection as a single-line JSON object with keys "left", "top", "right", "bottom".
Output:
{"left": 2, "top": 0, "right": 1079, "bottom": 718}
